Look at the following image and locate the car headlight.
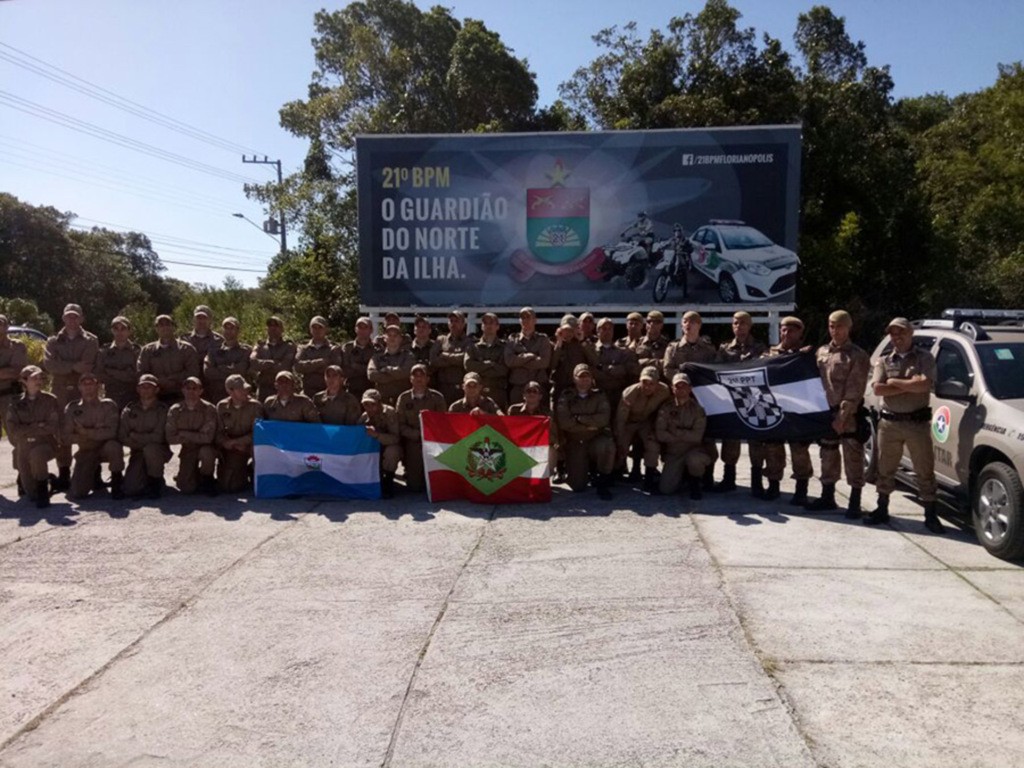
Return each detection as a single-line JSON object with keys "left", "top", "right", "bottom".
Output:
{"left": 743, "top": 261, "right": 771, "bottom": 276}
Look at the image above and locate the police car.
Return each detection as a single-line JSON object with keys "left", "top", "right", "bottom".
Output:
{"left": 688, "top": 220, "right": 799, "bottom": 303}
{"left": 863, "top": 309, "right": 1024, "bottom": 560}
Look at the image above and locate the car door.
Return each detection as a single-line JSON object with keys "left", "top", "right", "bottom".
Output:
{"left": 931, "top": 339, "right": 978, "bottom": 486}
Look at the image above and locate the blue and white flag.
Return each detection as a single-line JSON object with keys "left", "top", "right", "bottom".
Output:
{"left": 253, "top": 421, "right": 381, "bottom": 499}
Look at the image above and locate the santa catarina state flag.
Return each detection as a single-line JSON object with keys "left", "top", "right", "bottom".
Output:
{"left": 421, "top": 411, "right": 551, "bottom": 504}
{"left": 682, "top": 353, "right": 832, "bottom": 442}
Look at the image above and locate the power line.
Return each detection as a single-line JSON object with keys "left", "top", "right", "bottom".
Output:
{"left": 0, "top": 90, "right": 261, "bottom": 185}
{"left": 68, "top": 226, "right": 272, "bottom": 269}
{"left": 69, "top": 239, "right": 268, "bottom": 274}
{"left": 71, "top": 216, "right": 277, "bottom": 256}
{"left": 0, "top": 41, "right": 266, "bottom": 157}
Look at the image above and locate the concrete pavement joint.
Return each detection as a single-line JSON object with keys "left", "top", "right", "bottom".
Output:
{"left": 380, "top": 505, "right": 497, "bottom": 768}
{"left": 688, "top": 510, "right": 822, "bottom": 766}
{"left": 0, "top": 506, "right": 107, "bottom": 552}
{"left": 0, "top": 502, "right": 320, "bottom": 755}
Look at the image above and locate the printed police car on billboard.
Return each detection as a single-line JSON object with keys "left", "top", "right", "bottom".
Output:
{"left": 355, "top": 126, "right": 802, "bottom": 308}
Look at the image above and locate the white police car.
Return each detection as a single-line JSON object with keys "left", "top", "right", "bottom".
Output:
{"left": 688, "top": 220, "right": 799, "bottom": 303}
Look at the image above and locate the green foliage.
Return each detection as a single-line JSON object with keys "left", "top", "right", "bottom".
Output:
{"left": 0, "top": 296, "right": 53, "bottom": 334}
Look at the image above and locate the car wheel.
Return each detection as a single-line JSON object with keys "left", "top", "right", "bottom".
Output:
{"left": 973, "top": 462, "right": 1024, "bottom": 561}
{"left": 652, "top": 274, "right": 670, "bottom": 303}
{"left": 718, "top": 273, "right": 738, "bottom": 303}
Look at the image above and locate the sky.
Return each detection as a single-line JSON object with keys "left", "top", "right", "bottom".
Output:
{"left": 1, "top": 0, "right": 1021, "bottom": 288}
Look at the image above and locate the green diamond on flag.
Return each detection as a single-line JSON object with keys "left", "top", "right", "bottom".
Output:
{"left": 435, "top": 424, "right": 537, "bottom": 496}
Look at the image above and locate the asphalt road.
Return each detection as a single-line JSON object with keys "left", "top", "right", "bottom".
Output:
{"left": 1, "top": 443, "right": 1022, "bottom": 767}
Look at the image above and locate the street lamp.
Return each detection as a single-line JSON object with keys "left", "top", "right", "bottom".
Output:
{"left": 232, "top": 213, "right": 282, "bottom": 245}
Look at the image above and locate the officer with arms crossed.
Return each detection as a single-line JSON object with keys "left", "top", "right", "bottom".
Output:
{"left": 866, "top": 317, "right": 944, "bottom": 533}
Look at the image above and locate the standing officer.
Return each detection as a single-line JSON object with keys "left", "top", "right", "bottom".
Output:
{"left": 359, "top": 388, "right": 402, "bottom": 498}
{"left": 295, "top": 316, "right": 336, "bottom": 398}
{"left": 5, "top": 365, "right": 60, "bottom": 508}
{"left": 715, "top": 311, "right": 767, "bottom": 492}
{"left": 138, "top": 315, "right": 201, "bottom": 403}
{"left": 96, "top": 316, "right": 141, "bottom": 411}
{"left": 465, "top": 313, "right": 509, "bottom": 410}
{"left": 505, "top": 307, "right": 552, "bottom": 406}
{"left": 410, "top": 315, "right": 436, "bottom": 366}
{"left": 314, "top": 365, "right": 362, "bottom": 425}
{"left": 634, "top": 311, "right": 671, "bottom": 374}
{"left": 663, "top": 311, "right": 717, "bottom": 379}
{"left": 593, "top": 317, "right": 638, "bottom": 422}
{"left": 555, "top": 364, "right": 614, "bottom": 499}
{"left": 430, "top": 310, "right": 475, "bottom": 406}
{"left": 759, "top": 317, "right": 814, "bottom": 502}
{"left": 204, "top": 317, "right": 251, "bottom": 405}
{"left": 215, "top": 374, "right": 263, "bottom": 493}
{"left": 615, "top": 366, "right": 671, "bottom": 490}
{"left": 655, "top": 373, "right": 711, "bottom": 499}
{"left": 119, "top": 374, "right": 171, "bottom": 499}
{"left": 251, "top": 316, "right": 297, "bottom": 403}
{"left": 617, "top": 312, "right": 645, "bottom": 350}
{"left": 64, "top": 371, "right": 124, "bottom": 500}
{"left": 550, "top": 315, "right": 598, "bottom": 407}
{"left": 181, "top": 305, "right": 223, "bottom": 380}
{"left": 263, "top": 371, "right": 321, "bottom": 423}
{"left": 448, "top": 371, "right": 502, "bottom": 415}
{"left": 341, "top": 317, "right": 376, "bottom": 399}
{"left": 866, "top": 318, "right": 943, "bottom": 533}
{"left": 43, "top": 303, "right": 99, "bottom": 491}
{"left": 579, "top": 312, "right": 598, "bottom": 345}
{"left": 166, "top": 376, "right": 218, "bottom": 495}
{"left": 368, "top": 325, "right": 417, "bottom": 406}
{"left": 808, "top": 309, "right": 871, "bottom": 515}
{"left": 395, "top": 363, "right": 447, "bottom": 493}
{"left": 0, "top": 315, "right": 28, "bottom": 494}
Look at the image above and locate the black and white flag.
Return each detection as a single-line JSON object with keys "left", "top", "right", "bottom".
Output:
{"left": 682, "top": 353, "right": 832, "bottom": 442}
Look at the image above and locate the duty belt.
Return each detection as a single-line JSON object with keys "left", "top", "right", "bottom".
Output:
{"left": 880, "top": 407, "right": 931, "bottom": 423}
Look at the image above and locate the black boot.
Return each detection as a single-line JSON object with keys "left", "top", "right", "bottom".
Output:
{"left": 751, "top": 468, "right": 765, "bottom": 499}
{"left": 110, "top": 471, "right": 124, "bottom": 500}
{"left": 146, "top": 476, "right": 162, "bottom": 500}
{"left": 844, "top": 487, "right": 863, "bottom": 520}
{"left": 714, "top": 465, "right": 737, "bottom": 492}
{"left": 643, "top": 467, "right": 660, "bottom": 495}
{"left": 689, "top": 475, "right": 703, "bottom": 501}
{"left": 16, "top": 473, "right": 25, "bottom": 497}
{"left": 381, "top": 471, "right": 395, "bottom": 499}
{"left": 863, "top": 494, "right": 890, "bottom": 525}
{"left": 93, "top": 466, "right": 108, "bottom": 489}
{"left": 763, "top": 479, "right": 781, "bottom": 501}
{"left": 628, "top": 461, "right": 643, "bottom": 483}
{"left": 923, "top": 501, "right": 946, "bottom": 534}
{"left": 806, "top": 483, "right": 837, "bottom": 512}
{"left": 51, "top": 466, "right": 71, "bottom": 493}
{"left": 203, "top": 475, "right": 219, "bottom": 498}
{"left": 702, "top": 464, "right": 715, "bottom": 492}
{"left": 789, "top": 479, "right": 809, "bottom": 506}
{"left": 596, "top": 473, "right": 613, "bottom": 501}
{"left": 35, "top": 480, "right": 50, "bottom": 509}
{"left": 553, "top": 461, "right": 567, "bottom": 485}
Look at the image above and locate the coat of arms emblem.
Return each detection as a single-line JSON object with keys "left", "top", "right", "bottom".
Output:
{"left": 715, "top": 368, "right": 785, "bottom": 430}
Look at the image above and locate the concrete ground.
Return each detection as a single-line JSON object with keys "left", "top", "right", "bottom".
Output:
{"left": 0, "top": 441, "right": 1022, "bottom": 768}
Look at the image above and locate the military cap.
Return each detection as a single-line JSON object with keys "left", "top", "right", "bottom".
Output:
{"left": 62, "top": 303, "right": 83, "bottom": 318}
{"left": 481, "top": 312, "right": 499, "bottom": 323}
{"left": 829, "top": 310, "right": 853, "bottom": 327}
{"left": 266, "top": 315, "right": 284, "bottom": 327}
{"left": 580, "top": 312, "right": 595, "bottom": 322}
{"left": 640, "top": 365, "right": 660, "bottom": 382}
{"left": 183, "top": 376, "right": 203, "bottom": 388}
{"left": 462, "top": 371, "right": 482, "bottom": 385}
{"left": 110, "top": 315, "right": 131, "bottom": 329}
{"left": 780, "top": 316, "right": 804, "bottom": 330}
{"left": 20, "top": 364, "right": 44, "bottom": 379}
{"left": 523, "top": 380, "right": 542, "bottom": 393}
{"left": 597, "top": 317, "right": 614, "bottom": 328}
{"left": 560, "top": 314, "right": 578, "bottom": 328}
{"left": 733, "top": 310, "right": 752, "bottom": 322}
{"left": 448, "top": 309, "right": 466, "bottom": 320}
{"left": 193, "top": 305, "right": 213, "bottom": 318}
{"left": 309, "top": 315, "right": 328, "bottom": 328}
{"left": 887, "top": 317, "right": 912, "bottom": 331}
{"left": 646, "top": 310, "right": 664, "bottom": 322}
{"left": 519, "top": 306, "right": 536, "bottom": 317}
{"left": 413, "top": 314, "right": 430, "bottom": 326}
{"left": 626, "top": 312, "right": 644, "bottom": 321}
{"left": 275, "top": 370, "right": 296, "bottom": 382}
{"left": 672, "top": 372, "right": 692, "bottom": 386}
{"left": 0, "top": 315, "right": 9, "bottom": 327}
{"left": 573, "top": 363, "right": 593, "bottom": 377}
{"left": 682, "top": 310, "right": 702, "bottom": 323}
{"left": 225, "top": 374, "right": 248, "bottom": 391}
{"left": 384, "top": 324, "right": 402, "bottom": 334}
{"left": 154, "top": 314, "right": 174, "bottom": 326}
{"left": 222, "top": 316, "right": 240, "bottom": 328}
{"left": 325, "top": 364, "right": 344, "bottom": 376}
{"left": 361, "top": 388, "right": 382, "bottom": 403}
{"left": 411, "top": 363, "right": 429, "bottom": 375}
{"left": 384, "top": 311, "right": 401, "bottom": 321}
{"left": 78, "top": 371, "right": 99, "bottom": 383}
{"left": 356, "top": 316, "right": 372, "bottom": 328}
{"left": 138, "top": 374, "right": 159, "bottom": 387}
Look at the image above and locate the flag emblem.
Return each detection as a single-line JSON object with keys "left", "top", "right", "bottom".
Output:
{"left": 715, "top": 368, "right": 785, "bottom": 430}
{"left": 436, "top": 424, "right": 537, "bottom": 496}
{"left": 304, "top": 455, "right": 323, "bottom": 471}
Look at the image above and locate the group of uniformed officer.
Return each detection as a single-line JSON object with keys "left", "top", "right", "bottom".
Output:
{"left": 0, "top": 303, "right": 945, "bottom": 534}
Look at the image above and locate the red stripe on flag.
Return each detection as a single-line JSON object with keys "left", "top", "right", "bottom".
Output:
{"left": 421, "top": 411, "right": 549, "bottom": 447}
{"left": 426, "top": 470, "right": 551, "bottom": 504}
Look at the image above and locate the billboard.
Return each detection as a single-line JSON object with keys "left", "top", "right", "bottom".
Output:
{"left": 356, "top": 126, "right": 801, "bottom": 308}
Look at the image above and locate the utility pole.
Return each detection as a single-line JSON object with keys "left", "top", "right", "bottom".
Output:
{"left": 242, "top": 155, "right": 286, "bottom": 255}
